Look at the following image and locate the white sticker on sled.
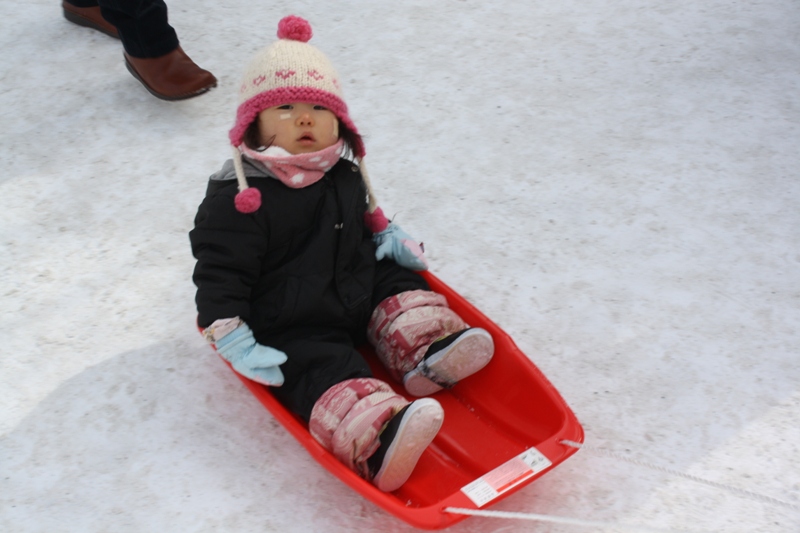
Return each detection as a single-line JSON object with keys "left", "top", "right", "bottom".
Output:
{"left": 461, "top": 448, "right": 552, "bottom": 507}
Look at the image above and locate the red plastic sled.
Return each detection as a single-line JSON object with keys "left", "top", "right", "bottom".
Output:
{"left": 214, "top": 271, "right": 583, "bottom": 530}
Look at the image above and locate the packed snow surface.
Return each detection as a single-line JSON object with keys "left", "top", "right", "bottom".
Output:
{"left": 2, "top": 1, "right": 799, "bottom": 531}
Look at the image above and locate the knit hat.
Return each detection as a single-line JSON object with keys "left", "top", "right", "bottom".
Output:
{"left": 229, "top": 15, "right": 380, "bottom": 216}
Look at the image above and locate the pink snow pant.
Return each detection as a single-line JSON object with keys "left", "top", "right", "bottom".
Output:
{"left": 308, "top": 290, "right": 467, "bottom": 478}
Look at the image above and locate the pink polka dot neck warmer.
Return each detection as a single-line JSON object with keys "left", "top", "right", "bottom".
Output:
{"left": 240, "top": 139, "right": 345, "bottom": 189}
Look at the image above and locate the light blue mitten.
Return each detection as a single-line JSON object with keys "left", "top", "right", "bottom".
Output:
{"left": 373, "top": 222, "right": 429, "bottom": 271}
{"left": 215, "top": 323, "right": 287, "bottom": 386}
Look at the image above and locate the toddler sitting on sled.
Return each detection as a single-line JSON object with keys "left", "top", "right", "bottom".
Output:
{"left": 190, "top": 15, "right": 494, "bottom": 492}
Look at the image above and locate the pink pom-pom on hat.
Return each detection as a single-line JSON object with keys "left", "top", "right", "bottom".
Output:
{"left": 277, "top": 15, "right": 312, "bottom": 42}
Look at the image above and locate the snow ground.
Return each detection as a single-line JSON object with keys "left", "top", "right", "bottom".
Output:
{"left": 1, "top": 1, "right": 799, "bottom": 531}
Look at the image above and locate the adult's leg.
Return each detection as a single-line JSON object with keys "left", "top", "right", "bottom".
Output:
{"left": 69, "top": 0, "right": 217, "bottom": 100}
{"left": 96, "top": 0, "right": 177, "bottom": 58}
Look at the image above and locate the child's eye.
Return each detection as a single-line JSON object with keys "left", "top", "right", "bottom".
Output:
{"left": 277, "top": 104, "right": 293, "bottom": 110}
{"left": 313, "top": 105, "right": 328, "bottom": 111}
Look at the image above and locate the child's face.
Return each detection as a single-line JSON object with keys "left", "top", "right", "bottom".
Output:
{"left": 257, "top": 103, "right": 340, "bottom": 154}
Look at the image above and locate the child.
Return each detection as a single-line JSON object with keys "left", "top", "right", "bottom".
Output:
{"left": 189, "top": 15, "right": 494, "bottom": 492}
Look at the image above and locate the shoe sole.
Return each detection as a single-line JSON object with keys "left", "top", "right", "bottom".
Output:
{"left": 124, "top": 57, "right": 216, "bottom": 101}
{"left": 372, "top": 398, "right": 444, "bottom": 492}
{"left": 403, "top": 328, "right": 494, "bottom": 397}
{"left": 63, "top": 7, "right": 119, "bottom": 39}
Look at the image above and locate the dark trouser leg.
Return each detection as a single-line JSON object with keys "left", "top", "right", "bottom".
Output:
{"left": 97, "top": 0, "right": 178, "bottom": 58}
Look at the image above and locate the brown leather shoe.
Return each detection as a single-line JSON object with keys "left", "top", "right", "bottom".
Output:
{"left": 62, "top": 1, "right": 119, "bottom": 39}
{"left": 124, "top": 47, "right": 217, "bottom": 101}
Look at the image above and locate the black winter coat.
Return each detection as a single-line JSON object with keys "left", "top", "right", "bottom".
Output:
{"left": 190, "top": 158, "right": 378, "bottom": 341}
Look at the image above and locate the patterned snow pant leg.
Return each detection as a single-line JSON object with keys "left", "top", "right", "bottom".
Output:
{"left": 309, "top": 378, "right": 409, "bottom": 479}
{"left": 367, "top": 290, "right": 468, "bottom": 383}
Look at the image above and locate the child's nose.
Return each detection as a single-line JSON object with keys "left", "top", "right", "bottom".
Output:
{"left": 297, "top": 113, "right": 314, "bottom": 126}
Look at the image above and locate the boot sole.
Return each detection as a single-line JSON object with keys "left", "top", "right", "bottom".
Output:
{"left": 124, "top": 57, "right": 216, "bottom": 101}
{"left": 372, "top": 398, "right": 444, "bottom": 492}
{"left": 63, "top": 7, "right": 119, "bottom": 39}
{"left": 403, "top": 328, "right": 494, "bottom": 397}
